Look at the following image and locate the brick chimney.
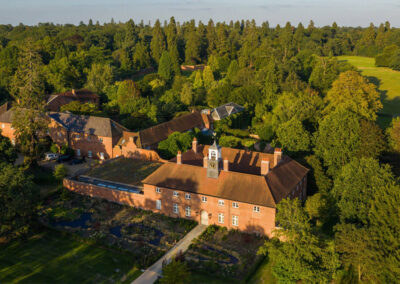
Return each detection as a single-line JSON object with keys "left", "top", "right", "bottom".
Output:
{"left": 203, "top": 156, "right": 208, "bottom": 168}
{"left": 192, "top": 138, "right": 198, "bottom": 153}
{"left": 223, "top": 159, "right": 229, "bottom": 171}
{"left": 72, "top": 89, "right": 76, "bottom": 96}
{"left": 274, "top": 148, "right": 282, "bottom": 166}
{"left": 261, "top": 160, "right": 270, "bottom": 175}
{"left": 177, "top": 151, "right": 182, "bottom": 165}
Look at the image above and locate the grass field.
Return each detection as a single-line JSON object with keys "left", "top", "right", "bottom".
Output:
{"left": 86, "top": 158, "right": 161, "bottom": 186}
{"left": 338, "top": 56, "right": 400, "bottom": 128}
{"left": 0, "top": 229, "right": 141, "bottom": 283}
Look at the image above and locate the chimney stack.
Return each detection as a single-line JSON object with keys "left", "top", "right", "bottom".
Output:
{"left": 203, "top": 156, "right": 208, "bottom": 168}
{"left": 274, "top": 148, "right": 282, "bottom": 166}
{"left": 223, "top": 159, "right": 229, "bottom": 171}
{"left": 192, "top": 138, "right": 198, "bottom": 153}
{"left": 72, "top": 89, "right": 76, "bottom": 96}
{"left": 261, "top": 160, "right": 270, "bottom": 175}
{"left": 177, "top": 151, "right": 182, "bottom": 165}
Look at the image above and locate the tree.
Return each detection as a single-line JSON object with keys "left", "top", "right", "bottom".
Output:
{"left": 60, "top": 101, "right": 101, "bottom": 116}
{"left": 54, "top": 164, "right": 68, "bottom": 181}
{"left": 150, "top": 20, "right": 166, "bottom": 63}
{"left": 202, "top": 66, "right": 215, "bottom": 88}
{"left": 11, "top": 39, "right": 48, "bottom": 166}
{"left": 193, "top": 71, "right": 203, "bottom": 89}
{"left": 160, "top": 258, "right": 191, "bottom": 284}
{"left": 0, "top": 130, "right": 17, "bottom": 165}
{"left": 180, "top": 82, "right": 194, "bottom": 105}
{"left": 158, "top": 51, "right": 174, "bottom": 82}
{"left": 325, "top": 70, "right": 382, "bottom": 120}
{"left": 158, "top": 131, "right": 194, "bottom": 159}
{"left": 85, "top": 63, "right": 114, "bottom": 94}
{"left": 387, "top": 117, "right": 400, "bottom": 152}
{"left": 276, "top": 118, "right": 311, "bottom": 153}
{"left": 132, "top": 41, "right": 151, "bottom": 70}
{"left": 116, "top": 80, "right": 141, "bottom": 114}
{"left": 184, "top": 21, "right": 201, "bottom": 64}
{"left": 0, "top": 163, "right": 37, "bottom": 238}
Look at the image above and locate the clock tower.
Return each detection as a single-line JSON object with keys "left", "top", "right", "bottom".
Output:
{"left": 207, "top": 140, "right": 221, "bottom": 178}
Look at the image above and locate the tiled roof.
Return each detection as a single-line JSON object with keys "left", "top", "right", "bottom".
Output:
{"left": 146, "top": 146, "right": 309, "bottom": 207}
{"left": 142, "top": 162, "right": 277, "bottom": 207}
{"left": 138, "top": 111, "right": 206, "bottom": 147}
{"left": 0, "top": 102, "right": 13, "bottom": 123}
{"left": 48, "top": 112, "right": 127, "bottom": 137}
{"left": 211, "top": 102, "right": 244, "bottom": 120}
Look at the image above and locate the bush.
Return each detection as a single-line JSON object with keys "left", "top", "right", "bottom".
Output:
{"left": 256, "top": 124, "right": 274, "bottom": 141}
{"left": 219, "top": 135, "right": 242, "bottom": 148}
{"left": 50, "top": 143, "right": 59, "bottom": 153}
{"left": 54, "top": 164, "right": 68, "bottom": 181}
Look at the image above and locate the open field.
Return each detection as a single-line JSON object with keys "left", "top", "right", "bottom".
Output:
{"left": 86, "top": 158, "right": 161, "bottom": 186}
{"left": 338, "top": 56, "right": 400, "bottom": 128}
{"left": 0, "top": 229, "right": 141, "bottom": 283}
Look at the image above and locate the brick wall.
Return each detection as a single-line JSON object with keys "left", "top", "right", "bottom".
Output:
{"left": 113, "top": 142, "right": 168, "bottom": 163}
{"left": 0, "top": 122, "right": 15, "bottom": 143}
{"left": 69, "top": 132, "right": 113, "bottom": 159}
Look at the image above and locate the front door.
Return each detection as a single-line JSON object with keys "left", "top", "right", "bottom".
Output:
{"left": 201, "top": 211, "right": 209, "bottom": 225}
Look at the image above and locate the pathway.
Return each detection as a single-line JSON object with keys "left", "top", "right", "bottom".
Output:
{"left": 132, "top": 224, "right": 207, "bottom": 284}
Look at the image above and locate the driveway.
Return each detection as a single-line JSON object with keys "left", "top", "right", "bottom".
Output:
{"left": 39, "top": 159, "right": 93, "bottom": 177}
{"left": 132, "top": 224, "right": 207, "bottom": 284}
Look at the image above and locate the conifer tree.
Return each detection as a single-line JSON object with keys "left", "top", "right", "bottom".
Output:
{"left": 158, "top": 51, "right": 174, "bottom": 82}
{"left": 150, "top": 19, "right": 166, "bottom": 64}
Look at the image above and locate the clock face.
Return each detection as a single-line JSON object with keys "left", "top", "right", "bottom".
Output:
{"left": 210, "top": 161, "right": 216, "bottom": 169}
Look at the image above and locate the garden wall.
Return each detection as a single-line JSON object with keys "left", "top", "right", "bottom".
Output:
{"left": 63, "top": 178, "right": 146, "bottom": 208}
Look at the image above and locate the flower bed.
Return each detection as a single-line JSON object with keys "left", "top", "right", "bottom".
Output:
{"left": 38, "top": 190, "right": 197, "bottom": 268}
{"left": 185, "top": 225, "right": 266, "bottom": 279}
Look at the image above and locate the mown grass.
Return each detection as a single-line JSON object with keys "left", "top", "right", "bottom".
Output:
{"left": 0, "top": 229, "right": 141, "bottom": 283}
{"left": 338, "top": 56, "right": 400, "bottom": 128}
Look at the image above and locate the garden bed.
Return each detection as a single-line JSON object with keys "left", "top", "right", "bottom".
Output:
{"left": 39, "top": 190, "right": 197, "bottom": 268}
{"left": 184, "top": 225, "right": 266, "bottom": 280}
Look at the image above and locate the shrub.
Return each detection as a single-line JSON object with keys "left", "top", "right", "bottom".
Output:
{"left": 54, "top": 164, "right": 68, "bottom": 181}
{"left": 219, "top": 135, "right": 242, "bottom": 148}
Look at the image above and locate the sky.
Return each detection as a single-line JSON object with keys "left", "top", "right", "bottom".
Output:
{"left": 0, "top": 0, "right": 399, "bottom": 27}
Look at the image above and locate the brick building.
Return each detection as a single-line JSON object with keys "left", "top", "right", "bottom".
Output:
{"left": 46, "top": 89, "right": 100, "bottom": 112}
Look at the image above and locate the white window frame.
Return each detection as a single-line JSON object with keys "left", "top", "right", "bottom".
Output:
{"left": 253, "top": 206, "right": 260, "bottom": 213}
{"left": 1, "top": 123, "right": 4, "bottom": 128}
{"left": 173, "top": 203, "right": 179, "bottom": 214}
{"left": 201, "top": 196, "right": 207, "bottom": 203}
{"left": 218, "top": 213, "right": 224, "bottom": 224}
{"left": 88, "top": 150, "right": 92, "bottom": 158}
{"left": 173, "top": 191, "right": 179, "bottom": 197}
{"left": 185, "top": 206, "right": 191, "bottom": 217}
{"left": 100, "top": 152, "right": 104, "bottom": 160}
{"left": 156, "top": 200, "right": 161, "bottom": 210}
{"left": 232, "top": 215, "right": 239, "bottom": 226}
{"left": 155, "top": 187, "right": 161, "bottom": 193}
{"left": 232, "top": 202, "right": 239, "bottom": 208}
{"left": 185, "top": 193, "right": 191, "bottom": 200}
{"left": 218, "top": 200, "right": 224, "bottom": 206}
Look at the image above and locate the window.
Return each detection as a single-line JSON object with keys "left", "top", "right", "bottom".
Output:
{"left": 185, "top": 206, "right": 191, "bottom": 216}
{"left": 232, "top": 202, "right": 239, "bottom": 208}
{"left": 173, "top": 191, "right": 179, "bottom": 197}
{"left": 232, "top": 215, "right": 239, "bottom": 226}
{"left": 76, "top": 149, "right": 81, "bottom": 156}
{"left": 156, "top": 200, "right": 161, "bottom": 210}
{"left": 218, "top": 213, "right": 224, "bottom": 224}
{"left": 253, "top": 206, "right": 260, "bottom": 213}
{"left": 88, "top": 151, "right": 92, "bottom": 158}
{"left": 11, "top": 138, "right": 15, "bottom": 146}
{"left": 156, "top": 187, "right": 161, "bottom": 193}
{"left": 201, "top": 196, "right": 207, "bottom": 203}
{"left": 99, "top": 138, "right": 103, "bottom": 143}
{"left": 218, "top": 200, "right": 224, "bottom": 206}
{"left": 173, "top": 203, "right": 179, "bottom": 214}
{"left": 1, "top": 124, "right": 4, "bottom": 128}
{"left": 100, "top": 152, "right": 104, "bottom": 160}
{"left": 57, "top": 132, "right": 62, "bottom": 137}
{"left": 185, "top": 193, "right": 191, "bottom": 200}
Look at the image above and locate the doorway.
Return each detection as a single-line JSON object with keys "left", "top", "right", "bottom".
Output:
{"left": 200, "top": 210, "right": 209, "bottom": 225}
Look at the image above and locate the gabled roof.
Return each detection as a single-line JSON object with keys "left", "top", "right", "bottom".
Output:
{"left": 0, "top": 102, "right": 13, "bottom": 124}
{"left": 211, "top": 102, "right": 244, "bottom": 121}
{"left": 142, "top": 162, "right": 276, "bottom": 207}
{"left": 48, "top": 112, "right": 127, "bottom": 137}
{"left": 138, "top": 111, "right": 207, "bottom": 147}
{"left": 0, "top": 102, "right": 12, "bottom": 116}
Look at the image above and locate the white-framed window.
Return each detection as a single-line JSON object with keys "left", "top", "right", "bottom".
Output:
{"left": 1, "top": 123, "right": 4, "bottom": 128}
{"left": 100, "top": 152, "right": 104, "bottom": 160}
{"left": 99, "top": 138, "right": 103, "bottom": 143}
{"left": 156, "top": 200, "right": 161, "bottom": 210}
{"left": 11, "top": 138, "right": 15, "bottom": 146}
{"left": 173, "top": 203, "right": 179, "bottom": 214}
{"left": 76, "top": 149, "right": 81, "bottom": 156}
{"left": 173, "top": 191, "right": 179, "bottom": 197}
{"left": 218, "top": 200, "right": 224, "bottom": 206}
{"left": 232, "top": 202, "right": 239, "bottom": 208}
{"left": 253, "top": 206, "right": 260, "bottom": 213}
{"left": 185, "top": 193, "right": 191, "bottom": 200}
{"left": 156, "top": 187, "right": 161, "bottom": 193}
{"left": 185, "top": 206, "right": 191, "bottom": 216}
{"left": 232, "top": 215, "right": 239, "bottom": 226}
{"left": 88, "top": 150, "right": 92, "bottom": 158}
{"left": 201, "top": 196, "right": 207, "bottom": 203}
{"left": 218, "top": 213, "right": 224, "bottom": 224}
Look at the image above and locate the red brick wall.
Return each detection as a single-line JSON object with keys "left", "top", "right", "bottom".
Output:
{"left": 0, "top": 122, "right": 15, "bottom": 142}
{"left": 113, "top": 142, "right": 168, "bottom": 163}
{"left": 69, "top": 132, "right": 113, "bottom": 159}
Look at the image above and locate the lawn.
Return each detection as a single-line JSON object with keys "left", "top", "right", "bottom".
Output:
{"left": 338, "top": 56, "right": 400, "bottom": 128}
{"left": 0, "top": 229, "right": 141, "bottom": 283}
{"left": 247, "top": 256, "right": 276, "bottom": 284}
{"left": 86, "top": 158, "right": 161, "bottom": 186}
